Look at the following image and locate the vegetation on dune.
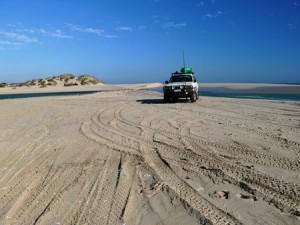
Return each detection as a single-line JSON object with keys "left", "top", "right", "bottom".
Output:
{"left": 0, "top": 83, "right": 7, "bottom": 88}
{"left": 64, "top": 82, "right": 78, "bottom": 87}
{"left": 60, "top": 74, "right": 101, "bottom": 86}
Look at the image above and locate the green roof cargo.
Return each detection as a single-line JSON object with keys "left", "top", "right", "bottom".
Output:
{"left": 181, "top": 67, "right": 193, "bottom": 73}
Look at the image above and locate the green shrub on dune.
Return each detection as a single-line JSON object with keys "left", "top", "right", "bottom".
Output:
{"left": 64, "top": 82, "right": 78, "bottom": 87}
{"left": 0, "top": 83, "right": 7, "bottom": 88}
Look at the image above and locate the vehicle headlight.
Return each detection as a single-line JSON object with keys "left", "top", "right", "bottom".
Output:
{"left": 180, "top": 86, "right": 183, "bottom": 89}
{"left": 186, "top": 85, "right": 193, "bottom": 89}
{"left": 163, "top": 86, "right": 172, "bottom": 90}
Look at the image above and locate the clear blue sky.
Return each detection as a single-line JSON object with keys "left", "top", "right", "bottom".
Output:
{"left": 1, "top": 0, "right": 299, "bottom": 84}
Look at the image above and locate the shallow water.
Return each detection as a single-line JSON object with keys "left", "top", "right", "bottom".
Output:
{"left": 0, "top": 91, "right": 101, "bottom": 100}
{"left": 200, "top": 91, "right": 300, "bottom": 101}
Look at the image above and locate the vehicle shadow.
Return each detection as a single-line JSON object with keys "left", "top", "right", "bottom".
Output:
{"left": 136, "top": 99, "right": 165, "bottom": 104}
{"left": 136, "top": 98, "right": 191, "bottom": 104}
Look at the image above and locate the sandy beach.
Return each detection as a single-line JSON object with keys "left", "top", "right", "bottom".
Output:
{"left": 0, "top": 85, "right": 299, "bottom": 225}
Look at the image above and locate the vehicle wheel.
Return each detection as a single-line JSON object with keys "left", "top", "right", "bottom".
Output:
{"left": 190, "top": 92, "right": 197, "bottom": 102}
{"left": 196, "top": 92, "right": 199, "bottom": 100}
{"left": 164, "top": 94, "right": 170, "bottom": 103}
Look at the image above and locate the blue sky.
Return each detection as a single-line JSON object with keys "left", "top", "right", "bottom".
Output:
{"left": 0, "top": 0, "right": 300, "bottom": 84}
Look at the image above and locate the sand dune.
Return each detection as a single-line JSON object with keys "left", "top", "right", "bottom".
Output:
{"left": 0, "top": 88, "right": 299, "bottom": 225}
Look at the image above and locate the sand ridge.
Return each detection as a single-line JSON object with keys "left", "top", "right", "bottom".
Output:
{"left": 0, "top": 88, "right": 299, "bottom": 224}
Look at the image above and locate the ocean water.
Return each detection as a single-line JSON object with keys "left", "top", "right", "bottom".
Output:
{"left": 200, "top": 91, "right": 300, "bottom": 101}
{"left": 0, "top": 91, "right": 100, "bottom": 100}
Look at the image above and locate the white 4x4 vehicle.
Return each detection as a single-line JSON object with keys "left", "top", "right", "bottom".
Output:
{"left": 163, "top": 67, "right": 199, "bottom": 103}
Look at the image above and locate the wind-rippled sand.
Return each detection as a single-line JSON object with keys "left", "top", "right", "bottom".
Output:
{"left": 0, "top": 89, "right": 299, "bottom": 225}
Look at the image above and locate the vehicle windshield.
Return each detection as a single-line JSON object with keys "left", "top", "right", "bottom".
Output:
{"left": 170, "top": 75, "right": 193, "bottom": 83}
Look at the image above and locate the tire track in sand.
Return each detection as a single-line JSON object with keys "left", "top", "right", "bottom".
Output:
{"left": 178, "top": 119, "right": 300, "bottom": 214}
{"left": 79, "top": 100, "right": 300, "bottom": 224}
{"left": 116, "top": 103, "right": 300, "bottom": 217}
{"left": 136, "top": 106, "right": 241, "bottom": 224}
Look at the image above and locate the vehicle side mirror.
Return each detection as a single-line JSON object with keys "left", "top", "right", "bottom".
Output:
{"left": 194, "top": 79, "right": 197, "bottom": 82}
{"left": 165, "top": 81, "right": 169, "bottom": 84}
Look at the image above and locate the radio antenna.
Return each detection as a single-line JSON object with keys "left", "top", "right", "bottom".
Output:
{"left": 182, "top": 50, "right": 186, "bottom": 68}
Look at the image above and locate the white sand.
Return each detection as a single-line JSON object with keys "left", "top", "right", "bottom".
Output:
{"left": 0, "top": 85, "right": 299, "bottom": 225}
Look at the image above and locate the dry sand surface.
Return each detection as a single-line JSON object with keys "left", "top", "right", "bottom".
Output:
{"left": 0, "top": 87, "right": 299, "bottom": 225}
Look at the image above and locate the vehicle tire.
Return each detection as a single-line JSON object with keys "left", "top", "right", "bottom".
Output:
{"left": 164, "top": 94, "right": 170, "bottom": 103}
{"left": 190, "top": 92, "right": 197, "bottom": 102}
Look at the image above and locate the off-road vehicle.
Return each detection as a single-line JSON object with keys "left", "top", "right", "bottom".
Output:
{"left": 163, "top": 67, "right": 199, "bottom": 103}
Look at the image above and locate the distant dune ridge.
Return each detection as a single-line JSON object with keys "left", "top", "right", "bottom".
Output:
{"left": 0, "top": 74, "right": 103, "bottom": 89}
{"left": 0, "top": 74, "right": 107, "bottom": 94}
